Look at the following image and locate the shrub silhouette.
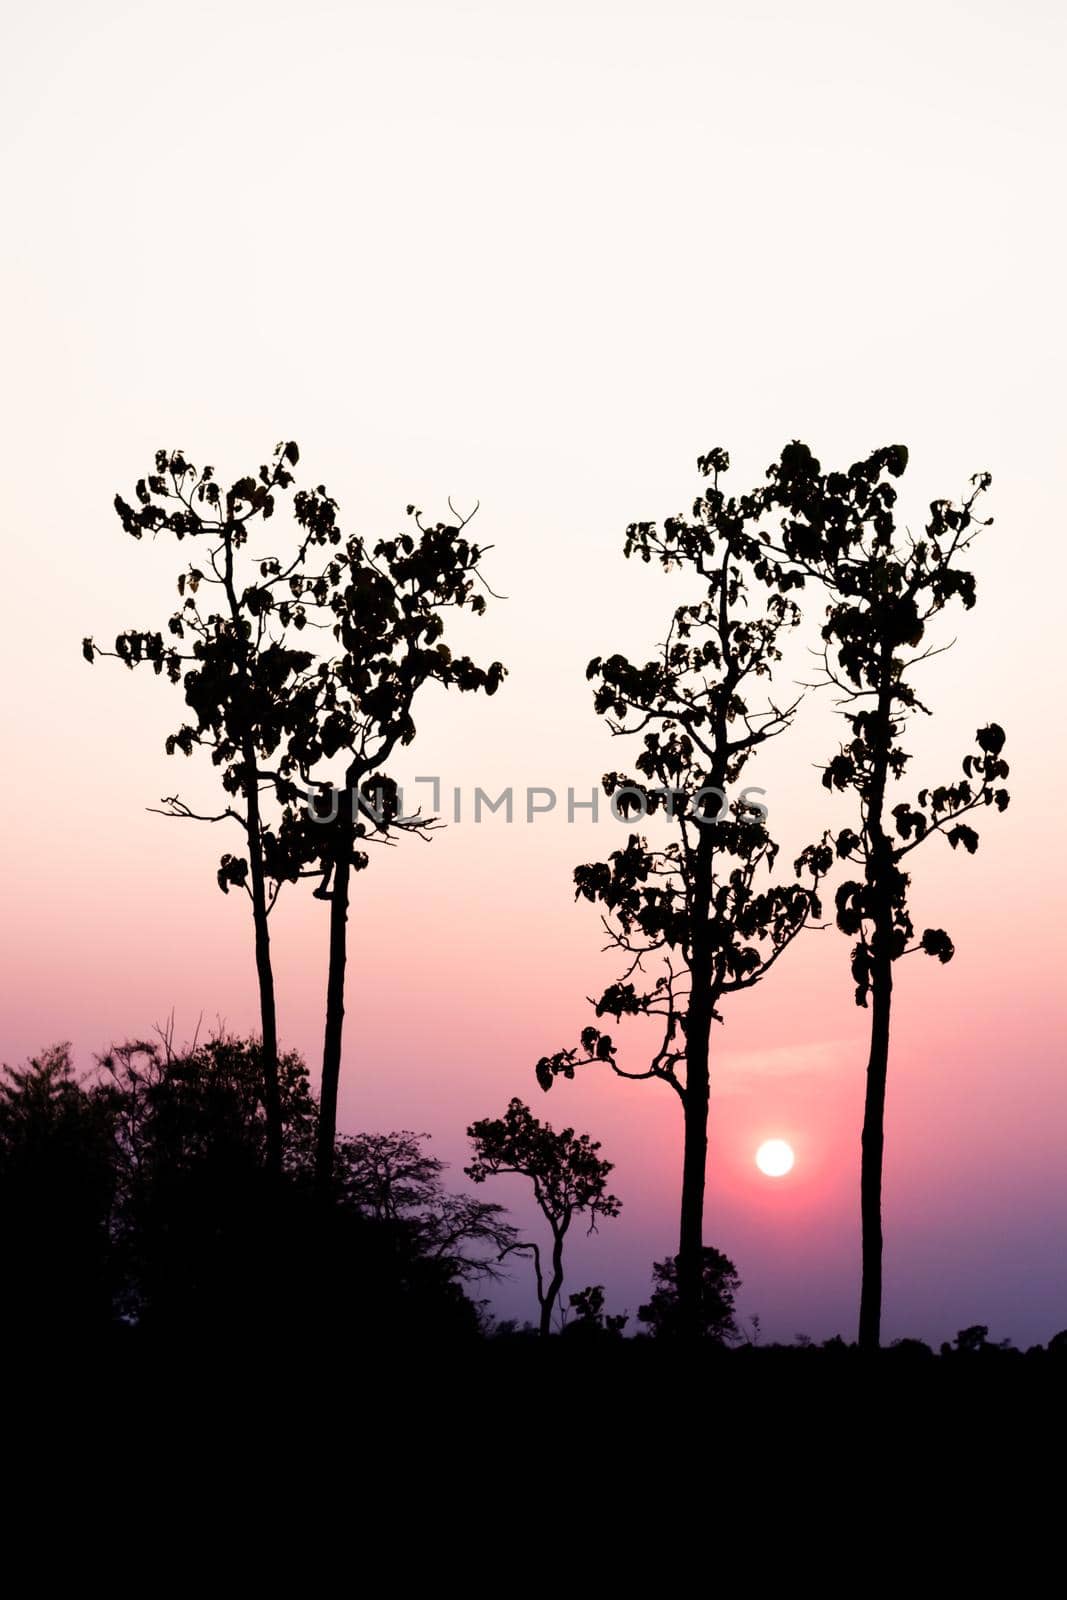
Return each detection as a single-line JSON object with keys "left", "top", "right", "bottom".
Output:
{"left": 0, "top": 1045, "right": 116, "bottom": 1345}
{"left": 637, "top": 1246, "right": 740, "bottom": 1343}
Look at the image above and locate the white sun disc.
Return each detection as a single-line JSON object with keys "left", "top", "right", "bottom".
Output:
{"left": 756, "top": 1139, "right": 795, "bottom": 1177}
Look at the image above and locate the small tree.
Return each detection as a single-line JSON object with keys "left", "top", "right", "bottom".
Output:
{"left": 637, "top": 1246, "right": 740, "bottom": 1343}
{"left": 334, "top": 1129, "right": 517, "bottom": 1284}
{"left": 535, "top": 449, "right": 829, "bottom": 1339}
{"left": 465, "top": 1098, "right": 621, "bottom": 1338}
{"left": 762, "top": 442, "right": 1010, "bottom": 1349}
{"left": 84, "top": 443, "right": 341, "bottom": 1174}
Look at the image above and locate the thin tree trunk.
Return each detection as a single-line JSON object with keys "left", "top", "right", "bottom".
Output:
{"left": 858, "top": 922, "right": 892, "bottom": 1350}
{"left": 221, "top": 531, "right": 282, "bottom": 1180}
{"left": 242, "top": 738, "right": 282, "bottom": 1180}
{"left": 858, "top": 646, "right": 895, "bottom": 1350}
{"left": 678, "top": 1020, "right": 710, "bottom": 1340}
{"left": 675, "top": 553, "right": 733, "bottom": 1340}
{"left": 678, "top": 819, "right": 716, "bottom": 1340}
{"left": 540, "top": 1228, "right": 565, "bottom": 1338}
{"left": 316, "top": 805, "right": 353, "bottom": 1192}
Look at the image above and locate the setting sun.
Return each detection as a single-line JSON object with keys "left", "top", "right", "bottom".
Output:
{"left": 756, "top": 1140, "right": 795, "bottom": 1178}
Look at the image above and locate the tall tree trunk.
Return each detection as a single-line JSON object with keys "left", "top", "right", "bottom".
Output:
{"left": 858, "top": 917, "right": 893, "bottom": 1350}
{"left": 676, "top": 560, "right": 733, "bottom": 1341}
{"left": 678, "top": 823, "right": 716, "bottom": 1341}
{"left": 678, "top": 1014, "right": 711, "bottom": 1340}
{"left": 244, "top": 738, "right": 282, "bottom": 1181}
{"left": 221, "top": 533, "right": 282, "bottom": 1180}
{"left": 858, "top": 646, "right": 896, "bottom": 1350}
{"left": 316, "top": 804, "right": 353, "bottom": 1192}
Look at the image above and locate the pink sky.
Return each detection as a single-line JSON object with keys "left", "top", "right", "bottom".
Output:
{"left": 2, "top": 0, "right": 1065, "bottom": 1344}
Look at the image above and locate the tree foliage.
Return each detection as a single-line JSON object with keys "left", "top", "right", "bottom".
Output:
{"left": 762, "top": 440, "right": 1009, "bottom": 1003}
{"left": 84, "top": 442, "right": 341, "bottom": 899}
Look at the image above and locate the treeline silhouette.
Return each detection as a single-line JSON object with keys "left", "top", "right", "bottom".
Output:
{"left": 44, "top": 437, "right": 1028, "bottom": 1355}
{"left": 0, "top": 1037, "right": 483, "bottom": 1350}
{"left": 4, "top": 1034, "right": 1062, "bottom": 1363}
{"left": 0, "top": 1032, "right": 729, "bottom": 1351}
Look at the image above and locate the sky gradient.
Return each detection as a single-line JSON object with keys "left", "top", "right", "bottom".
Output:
{"left": 2, "top": 0, "right": 1065, "bottom": 1344}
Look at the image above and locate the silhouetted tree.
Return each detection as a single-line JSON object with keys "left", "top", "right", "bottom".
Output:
{"left": 100, "top": 1034, "right": 495, "bottom": 1343}
{"left": 942, "top": 1325, "right": 1014, "bottom": 1356}
{"left": 0, "top": 1045, "right": 116, "bottom": 1343}
{"left": 534, "top": 449, "right": 829, "bottom": 1338}
{"left": 84, "top": 444, "right": 342, "bottom": 1174}
{"left": 637, "top": 1246, "right": 740, "bottom": 1342}
{"left": 335, "top": 1129, "right": 517, "bottom": 1283}
{"left": 277, "top": 504, "right": 505, "bottom": 1189}
{"left": 100, "top": 1033, "right": 317, "bottom": 1332}
{"left": 563, "top": 1283, "right": 628, "bottom": 1339}
{"left": 466, "top": 1098, "right": 621, "bottom": 1337}
{"left": 762, "top": 442, "right": 1010, "bottom": 1349}
{"left": 888, "top": 1337, "right": 934, "bottom": 1361}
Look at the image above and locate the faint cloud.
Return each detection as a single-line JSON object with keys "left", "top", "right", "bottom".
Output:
{"left": 716, "top": 1040, "right": 849, "bottom": 1094}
